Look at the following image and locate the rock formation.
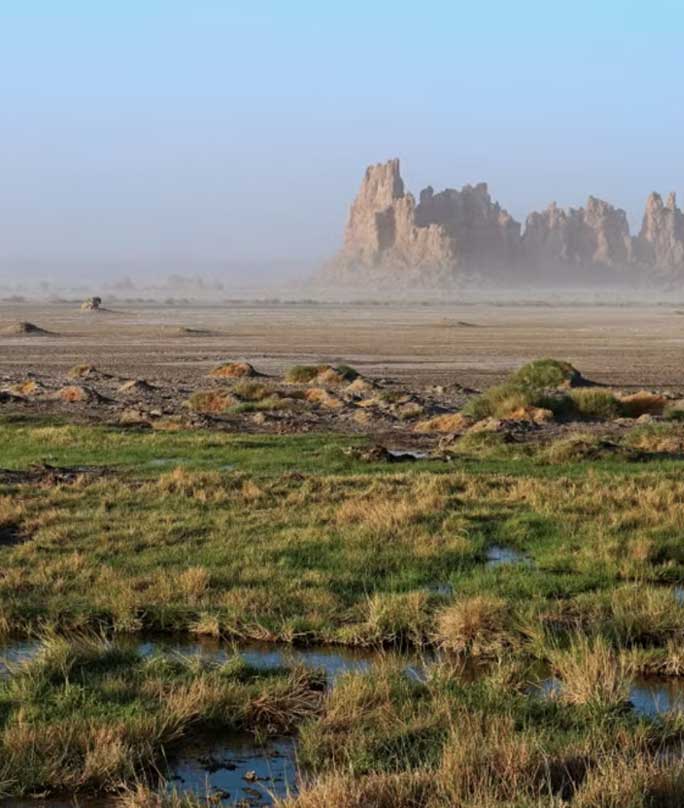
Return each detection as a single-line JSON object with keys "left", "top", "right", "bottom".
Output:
{"left": 339, "top": 159, "right": 519, "bottom": 280}
{"left": 328, "top": 159, "right": 684, "bottom": 287}
{"left": 522, "top": 197, "right": 633, "bottom": 279}
{"left": 637, "top": 192, "right": 684, "bottom": 272}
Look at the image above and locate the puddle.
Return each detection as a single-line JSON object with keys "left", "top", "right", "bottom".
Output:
{"left": 486, "top": 544, "right": 530, "bottom": 567}
{"left": 145, "top": 459, "right": 236, "bottom": 471}
{"left": 533, "top": 675, "right": 684, "bottom": 719}
{"left": 630, "top": 678, "right": 684, "bottom": 718}
{"left": 0, "top": 639, "right": 41, "bottom": 677}
{"left": 134, "top": 636, "right": 376, "bottom": 681}
{"left": 169, "top": 733, "right": 297, "bottom": 806}
{"left": 387, "top": 449, "right": 430, "bottom": 461}
{"left": 8, "top": 735, "right": 296, "bottom": 808}
{"left": 675, "top": 586, "right": 684, "bottom": 605}
{"left": 0, "top": 635, "right": 410, "bottom": 684}
{"left": 425, "top": 582, "right": 453, "bottom": 597}
{"left": 147, "top": 457, "right": 184, "bottom": 467}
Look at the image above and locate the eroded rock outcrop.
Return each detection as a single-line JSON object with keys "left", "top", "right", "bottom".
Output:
{"left": 522, "top": 197, "right": 633, "bottom": 278}
{"left": 338, "top": 159, "right": 519, "bottom": 280}
{"left": 328, "top": 160, "right": 684, "bottom": 286}
{"left": 637, "top": 192, "right": 684, "bottom": 272}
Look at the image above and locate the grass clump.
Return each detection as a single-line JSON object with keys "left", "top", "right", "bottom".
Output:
{"left": 185, "top": 390, "right": 235, "bottom": 413}
{"left": 285, "top": 364, "right": 358, "bottom": 385}
{"left": 462, "top": 358, "right": 587, "bottom": 420}
{"left": 229, "top": 396, "right": 294, "bottom": 414}
{"left": 623, "top": 422, "right": 684, "bottom": 454}
{"left": 232, "top": 380, "right": 271, "bottom": 401}
{"left": 462, "top": 373, "right": 576, "bottom": 421}
{"left": 567, "top": 388, "right": 621, "bottom": 419}
{"left": 435, "top": 596, "right": 514, "bottom": 657}
{"left": 207, "top": 361, "right": 257, "bottom": 379}
{"left": 548, "top": 633, "right": 631, "bottom": 711}
{"left": 509, "top": 358, "right": 582, "bottom": 389}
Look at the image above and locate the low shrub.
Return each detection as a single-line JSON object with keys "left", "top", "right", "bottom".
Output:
{"left": 509, "top": 358, "right": 582, "bottom": 389}
{"left": 568, "top": 389, "right": 621, "bottom": 420}
{"left": 186, "top": 390, "right": 235, "bottom": 413}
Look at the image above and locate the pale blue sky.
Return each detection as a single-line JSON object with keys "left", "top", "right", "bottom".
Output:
{"left": 1, "top": 1, "right": 682, "bottom": 276}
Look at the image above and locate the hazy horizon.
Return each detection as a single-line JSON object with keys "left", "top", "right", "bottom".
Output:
{"left": 2, "top": 2, "right": 683, "bottom": 283}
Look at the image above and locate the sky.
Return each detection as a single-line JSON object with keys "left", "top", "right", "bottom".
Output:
{"left": 1, "top": 1, "right": 683, "bottom": 281}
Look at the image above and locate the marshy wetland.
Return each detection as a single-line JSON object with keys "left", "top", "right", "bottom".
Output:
{"left": 4, "top": 302, "right": 684, "bottom": 805}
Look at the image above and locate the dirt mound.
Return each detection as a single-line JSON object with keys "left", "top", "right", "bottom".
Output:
{"left": 118, "top": 408, "right": 153, "bottom": 426}
{"left": 1, "top": 321, "right": 51, "bottom": 336}
{"left": 118, "top": 379, "right": 156, "bottom": 395}
{"left": 8, "top": 380, "right": 42, "bottom": 397}
{"left": 304, "top": 388, "right": 344, "bottom": 410}
{"left": 53, "top": 385, "right": 102, "bottom": 404}
{"left": 208, "top": 361, "right": 258, "bottom": 379}
{"left": 68, "top": 364, "right": 101, "bottom": 380}
{"left": 616, "top": 391, "right": 667, "bottom": 417}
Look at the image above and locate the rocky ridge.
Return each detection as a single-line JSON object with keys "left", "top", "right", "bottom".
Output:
{"left": 329, "top": 159, "right": 684, "bottom": 286}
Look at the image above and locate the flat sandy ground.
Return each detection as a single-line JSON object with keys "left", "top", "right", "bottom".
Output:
{"left": 1, "top": 301, "right": 683, "bottom": 391}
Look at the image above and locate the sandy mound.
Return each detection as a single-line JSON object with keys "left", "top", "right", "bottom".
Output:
{"left": 118, "top": 379, "right": 157, "bottom": 395}
{"left": 304, "top": 388, "right": 344, "bottom": 409}
{"left": 53, "top": 385, "right": 102, "bottom": 404}
{"left": 1, "top": 322, "right": 51, "bottom": 336}
{"left": 9, "top": 380, "right": 42, "bottom": 397}
{"left": 208, "top": 361, "right": 258, "bottom": 379}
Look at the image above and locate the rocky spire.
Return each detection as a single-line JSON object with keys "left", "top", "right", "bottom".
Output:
{"left": 332, "top": 158, "right": 684, "bottom": 285}
{"left": 521, "top": 196, "right": 632, "bottom": 276}
{"left": 637, "top": 191, "right": 684, "bottom": 270}
{"left": 341, "top": 159, "right": 520, "bottom": 274}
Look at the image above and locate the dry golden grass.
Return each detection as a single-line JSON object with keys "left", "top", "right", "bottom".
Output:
{"left": 506, "top": 404, "right": 554, "bottom": 423}
{"left": 363, "top": 591, "right": 431, "bottom": 646}
{"left": 189, "top": 612, "right": 220, "bottom": 637}
{"left": 549, "top": 634, "right": 631, "bottom": 708}
{"left": 176, "top": 566, "right": 211, "bottom": 605}
{"left": 277, "top": 771, "right": 432, "bottom": 808}
{"left": 437, "top": 712, "right": 547, "bottom": 804}
{"left": 304, "top": 388, "right": 343, "bottom": 409}
{"left": 435, "top": 596, "right": 513, "bottom": 657}
{"left": 335, "top": 485, "right": 444, "bottom": 536}
{"left": 624, "top": 423, "right": 684, "bottom": 454}
{"left": 414, "top": 413, "right": 472, "bottom": 433}
{"left": 186, "top": 390, "right": 235, "bottom": 413}
{"left": 617, "top": 390, "right": 667, "bottom": 417}
{"left": 68, "top": 363, "right": 98, "bottom": 379}
{"left": 9, "top": 379, "right": 41, "bottom": 396}
{"left": 573, "top": 746, "right": 684, "bottom": 808}
{"left": 207, "top": 361, "right": 257, "bottom": 379}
